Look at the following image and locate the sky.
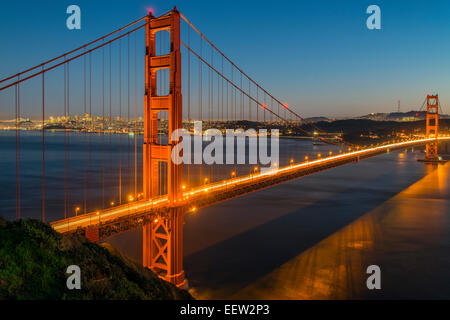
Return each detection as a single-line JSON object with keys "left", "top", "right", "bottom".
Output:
{"left": 1, "top": 0, "right": 450, "bottom": 118}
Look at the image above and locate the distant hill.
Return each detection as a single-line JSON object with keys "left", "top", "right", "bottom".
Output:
{"left": 305, "top": 116, "right": 329, "bottom": 122}
{"left": 357, "top": 110, "right": 450, "bottom": 121}
{"left": 0, "top": 218, "right": 192, "bottom": 300}
{"left": 307, "top": 118, "right": 450, "bottom": 144}
{"left": 311, "top": 118, "right": 449, "bottom": 132}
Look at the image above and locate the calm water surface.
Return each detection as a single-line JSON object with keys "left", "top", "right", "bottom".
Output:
{"left": 1, "top": 131, "right": 449, "bottom": 299}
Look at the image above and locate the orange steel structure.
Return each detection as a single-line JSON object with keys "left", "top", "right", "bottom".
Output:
{"left": 142, "top": 8, "right": 185, "bottom": 287}
{"left": 425, "top": 94, "right": 439, "bottom": 160}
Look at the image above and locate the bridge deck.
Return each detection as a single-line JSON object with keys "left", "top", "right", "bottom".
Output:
{"left": 50, "top": 137, "right": 450, "bottom": 239}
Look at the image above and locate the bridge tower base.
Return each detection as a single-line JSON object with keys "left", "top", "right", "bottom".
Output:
{"left": 418, "top": 94, "right": 447, "bottom": 164}
{"left": 85, "top": 227, "right": 99, "bottom": 243}
{"left": 142, "top": 208, "right": 185, "bottom": 287}
{"left": 142, "top": 8, "right": 185, "bottom": 287}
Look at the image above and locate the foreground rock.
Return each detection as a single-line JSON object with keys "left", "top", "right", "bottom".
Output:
{"left": 0, "top": 218, "right": 192, "bottom": 300}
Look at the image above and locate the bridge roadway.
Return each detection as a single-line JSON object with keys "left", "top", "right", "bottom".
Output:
{"left": 50, "top": 137, "right": 450, "bottom": 240}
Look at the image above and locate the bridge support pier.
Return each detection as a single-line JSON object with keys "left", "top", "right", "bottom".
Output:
{"left": 143, "top": 208, "right": 185, "bottom": 287}
{"left": 142, "top": 8, "right": 185, "bottom": 287}
{"left": 85, "top": 227, "right": 99, "bottom": 243}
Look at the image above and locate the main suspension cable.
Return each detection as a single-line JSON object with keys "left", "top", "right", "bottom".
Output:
{"left": 180, "top": 13, "right": 343, "bottom": 142}
{"left": 0, "top": 16, "right": 147, "bottom": 84}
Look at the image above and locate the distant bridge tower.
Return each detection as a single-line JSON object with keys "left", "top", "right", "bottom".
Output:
{"left": 142, "top": 8, "right": 185, "bottom": 287}
{"left": 425, "top": 94, "right": 439, "bottom": 160}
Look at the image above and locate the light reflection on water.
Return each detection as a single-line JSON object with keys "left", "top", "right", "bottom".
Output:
{"left": 230, "top": 161, "right": 450, "bottom": 299}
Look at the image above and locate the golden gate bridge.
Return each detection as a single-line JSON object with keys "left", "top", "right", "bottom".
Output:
{"left": 0, "top": 7, "right": 449, "bottom": 287}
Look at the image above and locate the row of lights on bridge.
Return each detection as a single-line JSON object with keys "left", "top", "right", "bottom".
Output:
{"left": 71, "top": 134, "right": 450, "bottom": 217}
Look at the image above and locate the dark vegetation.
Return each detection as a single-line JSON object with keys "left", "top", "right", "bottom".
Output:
{"left": 0, "top": 218, "right": 192, "bottom": 300}
{"left": 227, "top": 119, "right": 450, "bottom": 138}
{"left": 315, "top": 119, "right": 450, "bottom": 144}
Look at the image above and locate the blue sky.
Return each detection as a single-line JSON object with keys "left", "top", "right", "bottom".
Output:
{"left": 1, "top": 0, "right": 450, "bottom": 118}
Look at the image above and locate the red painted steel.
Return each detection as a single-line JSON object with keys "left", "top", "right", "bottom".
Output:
{"left": 142, "top": 8, "right": 185, "bottom": 288}
{"left": 425, "top": 94, "right": 439, "bottom": 160}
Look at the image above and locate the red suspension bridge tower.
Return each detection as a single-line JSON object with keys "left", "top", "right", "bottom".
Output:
{"left": 425, "top": 94, "right": 439, "bottom": 159}
{"left": 419, "top": 93, "right": 447, "bottom": 163}
{"left": 142, "top": 8, "right": 185, "bottom": 287}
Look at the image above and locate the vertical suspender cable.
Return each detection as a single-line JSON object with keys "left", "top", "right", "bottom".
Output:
{"left": 240, "top": 73, "right": 243, "bottom": 120}
{"left": 15, "top": 76, "right": 21, "bottom": 219}
{"left": 134, "top": 32, "right": 137, "bottom": 199}
{"left": 199, "top": 37, "right": 202, "bottom": 120}
{"left": 188, "top": 27, "right": 190, "bottom": 122}
{"left": 256, "top": 87, "right": 259, "bottom": 121}
{"left": 221, "top": 60, "right": 224, "bottom": 179}
{"left": 249, "top": 80, "right": 251, "bottom": 120}
{"left": 217, "top": 57, "right": 220, "bottom": 180}
{"left": 102, "top": 42, "right": 105, "bottom": 209}
{"left": 89, "top": 52, "right": 92, "bottom": 211}
{"left": 67, "top": 61, "right": 71, "bottom": 216}
{"left": 127, "top": 35, "right": 131, "bottom": 199}
{"left": 109, "top": 44, "right": 112, "bottom": 206}
{"left": 209, "top": 48, "right": 212, "bottom": 180}
{"left": 209, "top": 47, "right": 212, "bottom": 121}
{"left": 83, "top": 52, "right": 87, "bottom": 214}
{"left": 15, "top": 81, "right": 19, "bottom": 220}
{"left": 64, "top": 62, "right": 67, "bottom": 218}
{"left": 264, "top": 93, "right": 266, "bottom": 123}
{"left": 231, "top": 68, "right": 233, "bottom": 122}
{"left": 187, "top": 28, "right": 191, "bottom": 185}
{"left": 18, "top": 79, "right": 21, "bottom": 219}
{"left": 119, "top": 39, "right": 122, "bottom": 204}
{"left": 42, "top": 69, "right": 45, "bottom": 222}
{"left": 199, "top": 38, "right": 203, "bottom": 185}
{"left": 226, "top": 74, "right": 228, "bottom": 122}
{"left": 217, "top": 54, "right": 220, "bottom": 122}
{"left": 159, "top": 32, "right": 162, "bottom": 195}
